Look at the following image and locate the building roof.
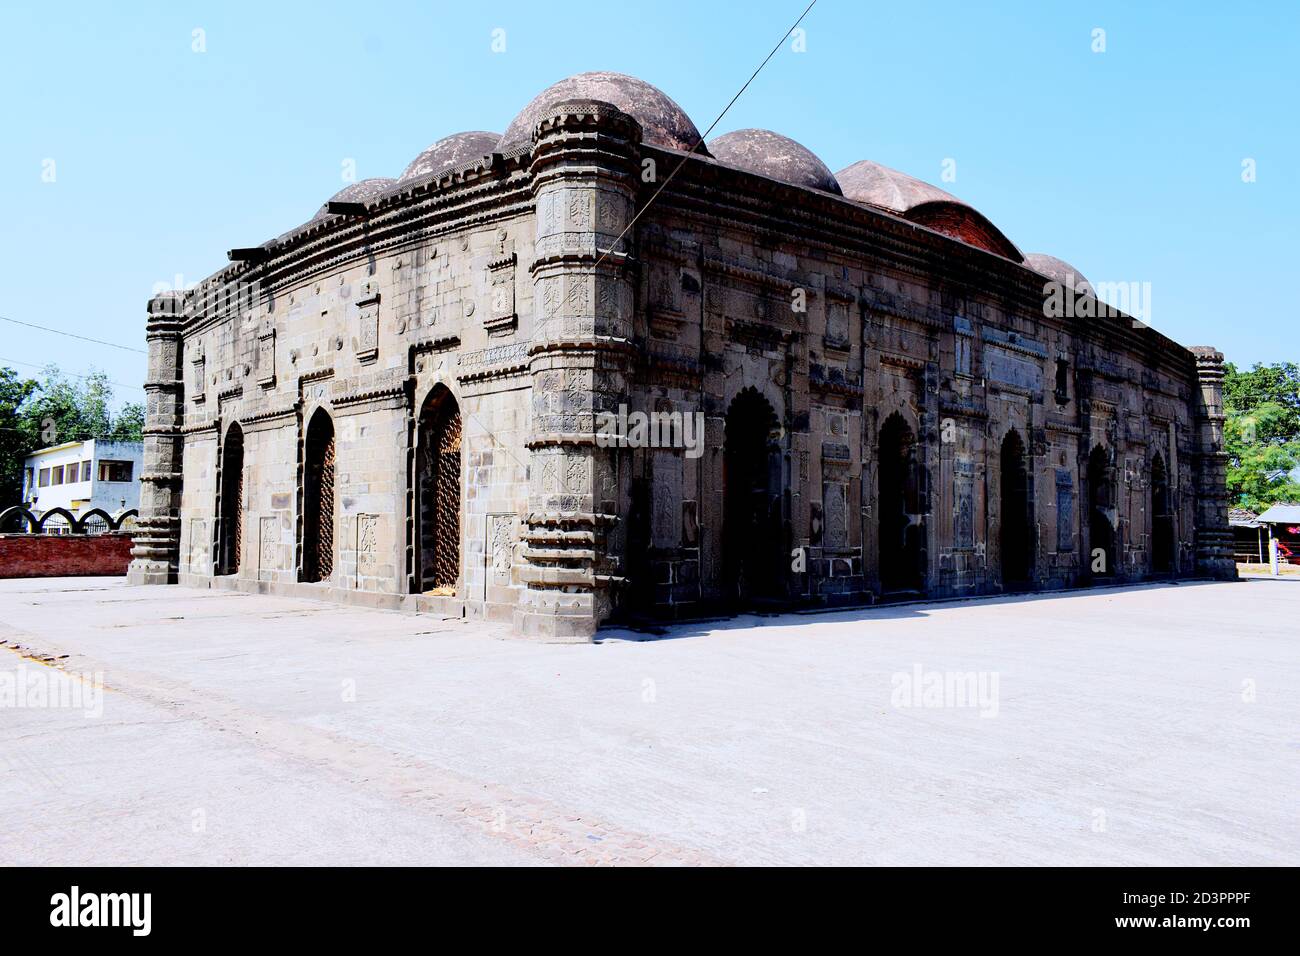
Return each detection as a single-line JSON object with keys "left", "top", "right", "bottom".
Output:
{"left": 708, "top": 128, "right": 842, "bottom": 195}
{"left": 1256, "top": 504, "right": 1300, "bottom": 524}
{"left": 312, "top": 178, "right": 398, "bottom": 221}
{"left": 498, "top": 71, "right": 704, "bottom": 154}
{"left": 834, "top": 159, "right": 1023, "bottom": 261}
{"left": 1023, "top": 252, "right": 1094, "bottom": 295}
{"left": 1229, "top": 508, "right": 1262, "bottom": 528}
{"left": 399, "top": 131, "right": 501, "bottom": 183}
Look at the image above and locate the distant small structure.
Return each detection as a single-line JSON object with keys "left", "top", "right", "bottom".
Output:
{"left": 1255, "top": 503, "right": 1300, "bottom": 566}
{"left": 1229, "top": 508, "right": 1267, "bottom": 564}
{"left": 18, "top": 439, "right": 143, "bottom": 533}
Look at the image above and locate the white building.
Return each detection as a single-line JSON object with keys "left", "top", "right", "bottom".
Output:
{"left": 21, "top": 440, "right": 144, "bottom": 519}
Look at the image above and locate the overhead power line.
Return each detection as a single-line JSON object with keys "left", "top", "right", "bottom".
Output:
{"left": 0, "top": 355, "right": 145, "bottom": 392}
{"left": 0, "top": 314, "right": 146, "bottom": 355}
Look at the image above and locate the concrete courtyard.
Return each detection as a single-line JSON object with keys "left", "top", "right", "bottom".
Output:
{"left": 1, "top": 576, "right": 1296, "bottom": 866}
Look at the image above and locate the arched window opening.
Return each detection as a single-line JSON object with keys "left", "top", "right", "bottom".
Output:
{"left": 722, "top": 389, "right": 784, "bottom": 605}
{"left": 1087, "top": 445, "right": 1116, "bottom": 578}
{"left": 1151, "top": 454, "right": 1175, "bottom": 573}
{"left": 415, "top": 387, "right": 462, "bottom": 594}
{"left": 1000, "top": 429, "right": 1033, "bottom": 587}
{"left": 218, "top": 424, "right": 244, "bottom": 575}
{"left": 302, "top": 409, "right": 336, "bottom": 583}
{"left": 878, "top": 413, "right": 925, "bottom": 594}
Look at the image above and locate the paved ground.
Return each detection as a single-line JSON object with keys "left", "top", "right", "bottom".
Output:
{"left": 1, "top": 576, "right": 1296, "bottom": 866}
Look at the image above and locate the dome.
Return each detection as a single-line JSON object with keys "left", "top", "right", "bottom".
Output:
{"left": 1024, "top": 253, "right": 1093, "bottom": 294}
{"left": 399, "top": 131, "right": 500, "bottom": 183}
{"left": 312, "top": 178, "right": 396, "bottom": 220}
{"left": 836, "top": 159, "right": 1023, "bottom": 261}
{"left": 498, "top": 71, "right": 703, "bottom": 153}
{"left": 708, "top": 129, "right": 841, "bottom": 194}
{"left": 836, "top": 159, "right": 963, "bottom": 214}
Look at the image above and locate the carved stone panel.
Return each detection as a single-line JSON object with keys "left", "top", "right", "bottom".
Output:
{"left": 486, "top": 252, "right": 517, "bottom": 336}
{"left": 489, "top": 513, "right": 514, "bottom": 585}
{"left": 356, "top": 513, "right": 378, "bottom": 580}
{"left": 954, "top": 459, "right": 974, "bottom": 549}
{"left": 259, "top": 516, "right": 278, "bottom": 572}
{"left": 1056, "top": 469, "right": 1075, "bottom": 552}
{"left": 356, "top": 281, "right": 379, "bottom": 364}
{"left": 257, "top": 324, "right": 275, "bottom": 388}
{"left": 823, "top": 481, "right": 847, "bottom": 549}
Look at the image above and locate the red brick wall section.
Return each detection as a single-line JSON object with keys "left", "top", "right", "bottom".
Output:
{"left": 0, "top": 533, "right": 135, "bottom": 578}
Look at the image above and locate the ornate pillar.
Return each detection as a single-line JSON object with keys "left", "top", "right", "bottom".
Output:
{"left": 128, "top": 292, "right": 186, "bottom": 585}
{"left": 1190, "top": 346, "right": 1236, "bottom": 580}
{"left": 515, "top": 99, "right": 640, "bottom": 640}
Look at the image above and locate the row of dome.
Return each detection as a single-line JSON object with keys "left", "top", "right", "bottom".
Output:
{"left": 307, "top": 71, "right": 1090, "bottom": 291}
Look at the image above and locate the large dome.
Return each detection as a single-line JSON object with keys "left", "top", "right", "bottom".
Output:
{"left": 498, "top": 71, "right": 703, "bottom": 153}
{"left": 1024, "top": 253, "right": 1093, "bottom": 294}
{"left": 400, "top": 131, "right": 500, "bottom": 183}
{"left": 312, "top": 178, "right": 396, "bottom": 220}
{"left": 836, "top": 159, "right": 1022, "bottom": 262}
{"left": 836, "top": 159, "right": 963, "bottom": 213}
{"left": 708, "top": 128, "right": 841, "bottom": 194}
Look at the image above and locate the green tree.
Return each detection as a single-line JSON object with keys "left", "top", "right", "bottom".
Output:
{"left": 1223, "top": 362, "right": 1300, "bottom": 511}
{"left": 0, "top": 367, "right": 40, "bottom": 505}
{"left": 108, "top": 402, "right": 146, "bottom": 442}
{"left": 0, "top": 365, "right": 145, "bottom": 505}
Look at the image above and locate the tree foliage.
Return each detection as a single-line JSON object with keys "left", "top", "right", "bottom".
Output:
{"left": 1224, "top": 362, "right": 1300, "bottom": 512}
{"left": 0, "top": 367, "right": 40, "bottom": 505}
{"left": 0, "top": 365, "right": 145, "bottom": 505}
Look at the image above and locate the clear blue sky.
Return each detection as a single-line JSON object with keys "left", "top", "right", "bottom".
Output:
{"left": 2, "top": 0, "right": 1295, "bottom": 408}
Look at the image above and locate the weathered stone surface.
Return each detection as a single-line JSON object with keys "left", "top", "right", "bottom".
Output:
{"left": 128, "top": 71, "right": 1233, "bottom": 639}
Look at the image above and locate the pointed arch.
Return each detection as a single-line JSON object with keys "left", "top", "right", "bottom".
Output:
{"left": 414, "top": 384, "right": 462, "bottom": 593}
{"left": 1086, "top": 444, "right": 1116, "bottom": 578}
{"left": 999, "top": 428, "right": 1033, "bottom": 586}
{"left": 302, "top": 408, "right": 336, "bottom": 583}
{"left": 722, "top": 387, "right": 785, "bottom": 605}
{"left": 218, "top": 422, "right": 245, "bottom": 574}
{"left": 0, "top": 506, "right": 38, "bottom": 533}
{"left": 36, "top": 506, "right": 76, "bottom": 534}
{"left": 877, "top": 411, "right": 925, "bottom": 593}
{"left": 1151, "top": 452, "right": 1175, "bottom": 573}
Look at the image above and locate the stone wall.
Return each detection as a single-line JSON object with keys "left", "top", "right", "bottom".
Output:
{"left": 131, "top": 100, "right": 1231, "bottom": 638}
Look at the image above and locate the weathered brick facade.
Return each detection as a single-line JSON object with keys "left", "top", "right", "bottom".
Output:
{"left": 129, "top": 72, "right": 1234, "bottom": 640}
{"left": 2, "top": 533, "right": 134, "bottom": 578}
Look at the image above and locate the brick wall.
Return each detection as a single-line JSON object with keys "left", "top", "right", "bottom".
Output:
{"left": 0, "top": 533, "right": 135, "bottom": 578}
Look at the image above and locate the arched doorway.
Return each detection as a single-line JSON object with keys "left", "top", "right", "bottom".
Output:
{"left": 218, "top": 423, "right": 244, "bottom": 575}
{"left": 1151, "top": 453, "right": 1175, "bottom": 573}
{"left": 999, "top": 429, "right": 1032, "bottom": 587}
{"left": 878, "top": 413, "right": 925, "bottom": 594}
{"left": 722, "top": 389, "right": 783, "bottom": 605}
{"left": 302, "top": 409, "right": 336, "bottom": 583}
{"left": 1087, "top": 445, "right": 1115, "bottom": 578}
{"left": 415, "top": 386, "right": 462, "bottom": 594}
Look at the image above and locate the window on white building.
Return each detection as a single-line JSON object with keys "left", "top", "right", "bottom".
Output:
{"left": 98, "top": 460, "right": 134, "bottom": 482}
{"left": 81, "top": 461, "right": 93, "bottom": 482}
{"left": 51, "top": 465, "right": 64, "bottom": 485}
{"left": 38, "top": 468, "right": 50, "bottom": 488}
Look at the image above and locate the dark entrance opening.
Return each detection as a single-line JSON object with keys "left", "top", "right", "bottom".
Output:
{"left": 415, "top": 385, "right": 462, "bottom": 594}
{"left": 302, "top": 408, "right": 336, "bottom": 583}
{"left": 722, "top": 388, "right": 783, "bottom": 605}
{"left": 878, "top": 412, "right": 925, "bottom": 594}
{"left": 1087, "top": 445, "right": 1115, "bottom": 578}
{"left": 217, "top": 423, "right": 244, "bottom": 575}
{"left": 1151, "top": 453, "right": 1175, "bottom": 573}
{"left": 999, "top": 429, "right": 1032, "bottom": 587}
